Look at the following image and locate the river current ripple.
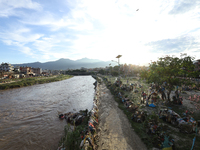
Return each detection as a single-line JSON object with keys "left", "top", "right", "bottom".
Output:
{"left": 0, "top": 76, "right": 95, "bottom": 150}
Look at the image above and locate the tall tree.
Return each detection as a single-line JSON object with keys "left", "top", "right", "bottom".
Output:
{"left": 142, "top": 54, "right": 195, "bottom": 101}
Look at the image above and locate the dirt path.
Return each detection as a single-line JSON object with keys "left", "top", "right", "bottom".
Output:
{"left": 97, "top": 82, "right": 147, "bottom": 150}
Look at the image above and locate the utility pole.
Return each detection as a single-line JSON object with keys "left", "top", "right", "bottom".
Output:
{"left": 116, "top": 55, "right": 122, "bottom": 78}
{"left": 109, "top": 63, "right": 111, "bottom": 81}
{"left": 112, "top": 55, "right": 122, "bottom": 83}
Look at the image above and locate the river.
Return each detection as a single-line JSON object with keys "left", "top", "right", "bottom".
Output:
{"left": 0, "top": 76, "right": 95, "bottom": 150}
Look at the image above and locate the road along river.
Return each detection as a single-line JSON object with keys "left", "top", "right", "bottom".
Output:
{"left": 0, "top": 76, "right": 95, "bottom": 150}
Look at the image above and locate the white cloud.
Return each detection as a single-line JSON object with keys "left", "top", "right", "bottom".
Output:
{"left": 31, "top": 33, "right": 76, "bottom": 60}
{"left": 20, "top": 46, "right": 34, "bottom": 56}
{"left": 0, "top": 26, "right": 43, "bottom": 58}
{"left": 1, "top": 39, "right": 34, "bottom": 56}
{"left": 0, "top": 0, "right": 200, "bottom": 64}
{"left": 0, "top": 0, "right": 42, "bottom": 17}
{"left": 169, "top": 0, "right": 200, "bottom": 15}
{"left": 47, "top": 0, "right": 199, "bottom": 63}
{"left": 0, "top": 30, "right": 43, "bottom": 44}
{"left": 1, "top": 0, "right": 41, "bottom": 10}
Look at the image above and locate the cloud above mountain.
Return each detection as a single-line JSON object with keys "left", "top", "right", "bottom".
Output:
{"left": 0, "top": 0, "right": 200, "bottom": 65}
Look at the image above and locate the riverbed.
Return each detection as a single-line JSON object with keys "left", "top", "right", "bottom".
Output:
{"left": 0, "top": 76, "right": 95, "bottom": 150}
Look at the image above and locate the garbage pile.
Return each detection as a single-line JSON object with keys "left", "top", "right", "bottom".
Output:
{"left": 159, "top": 108, "right": 197, "bottom": 134}
{"left": 172, "top": 96, "right": 183, "bottom": 105}
{"left": 59, "top": 111, "right": 86, "bottom": 126}
{"left": 131, "top": 111, "right": 147, "bottom": 123}
{"left": 159, "top": 108, "right": 180, "bottom": 125}
{"left": 144, "top": 114, "right": 175, "bottom": 149}
{"left": 120, "top": 84, "right": 134, "bottom": 91}
{"left": 102, "top": 77, "right": 140, "bottom": 113}
{"left": 102, "top": 77, "right": 178, "bottom": 149}
{"left": 107, "top": 81, "right": 112, "bottom": 87}
{"left": 114, "top": 76, "right": 122, "bottom": 87}
{"left": 80, "top": 87, "right": 100, "bottom": 150}
{"left": 103, "top": 76, "right": 135, "bottom": 93}
{"left": 102, "top": 76, "right": 200, "bottom": 149}
{"left": 57, "top": 79, "right": 101, "bottom": 150}
{"left": 124, "top": 100, "right": 139, "bottom": 111}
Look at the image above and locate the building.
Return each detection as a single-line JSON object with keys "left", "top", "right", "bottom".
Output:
{"left": 42, "top": 69, "right": 51, "bottom": 75}
{"left": 20, "top": 67, "right": 32, "bottom": 75}
{"left": 14, "top": 66, "right": 20, "bottom": 73}
{"left": 32, "top": 68, "right": 42, "bottom": 75}
{"left": 0, "top": 63, "right": 14, "bottom": 72}
{"left": 51, "top": 70, "right": 60, "bottom": 75}
{"left": 60, "top": 70, "right": 66, "bottom": 74}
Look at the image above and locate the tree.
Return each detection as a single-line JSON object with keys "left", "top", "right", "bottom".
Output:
{"left": 140, "top": 68, "right": 148, "bottom": 80}
{"left": 113, "top": 65, "right": 120, "bottom": 71}
{"left": 111, "top": 70, "right": 119, "bottom": 76}
{"left": 144, "top": 54, "right": 195, "bottom": 101}
{"left": 179, "top": 53, "right": 195, "bottom": 77}
{"left": 98, "top": 69, "right": 106, "bottom": 75}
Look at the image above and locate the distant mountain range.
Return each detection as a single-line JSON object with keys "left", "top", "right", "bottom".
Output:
{"left": 12, "top": 58, "right": 113, "bottom": 70}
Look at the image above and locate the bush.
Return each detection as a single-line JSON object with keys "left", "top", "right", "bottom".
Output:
{"left": 59, "top": 115, "right": 90, "bottom": 150}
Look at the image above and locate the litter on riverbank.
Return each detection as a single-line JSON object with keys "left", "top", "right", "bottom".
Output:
{"left": 97, "top": 77, "right": 147, "bottom": 150}
{"left": 57, "top": 76, "right": 101, "bottom": 150}
{"left": 101, "top": 76, "right": 200, "bottom": 150}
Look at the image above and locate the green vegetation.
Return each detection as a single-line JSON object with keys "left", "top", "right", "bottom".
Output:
{"left": 104, "top": 77, "right": 155, "bottom": 149}
{"left": 140, "top": 54, "right": 199, "bottom": 102}
{"left": 99, "top": 63, "right": 143, "bottom": 76}
{"left": 65, "top": 69, "right": 97, "bottom": 75}
{"left": 102, "top": 76, "right": 200, "bottom": 150}
{"left": 58, "top": 115, "right": 90, "bottom": 150}
{"left": 0, "top": 75, "right": 73, "bottom": 90}
{"left": 97, "top": 53, "right": 200, "bottom": 149}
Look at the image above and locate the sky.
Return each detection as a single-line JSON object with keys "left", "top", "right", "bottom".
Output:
{"left": 0, "top": 0, "right": 200, "bottom": 66}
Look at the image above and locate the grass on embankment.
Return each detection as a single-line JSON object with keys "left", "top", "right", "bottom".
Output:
{"left": 0, "top": 75, "right": 73, "bottom": 90}
{"left": 58, "top": 115, "right": 90, "bottom": 150}
{"left": 102, "top": 76, "right": 200, "bottom": 150}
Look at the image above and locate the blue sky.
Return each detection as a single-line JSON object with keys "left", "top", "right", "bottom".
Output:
{"left": 0, "top": 0, "right": 200, "bottom": 65}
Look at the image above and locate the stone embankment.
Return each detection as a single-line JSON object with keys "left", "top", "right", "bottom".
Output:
{"left": 57, "top": 76, "right": 101, "bottom": 150}
{"left": 57, "top": 76, "right": 146, "bottom": 150}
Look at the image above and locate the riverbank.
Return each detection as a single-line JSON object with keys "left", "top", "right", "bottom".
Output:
{"left": 97, "top": 78, "right": 147, "bottom": 150}
{"left": 57, "top": 76, "right": 100, "bottom": 150}
{"left": 57, "top": 76, "right": 147, "bottom": 150}
{"left": 0, "top": 74, "right": 73, "bottom": 90}
{"left": 101, "top": 76, "right": 200, "bottom": 150}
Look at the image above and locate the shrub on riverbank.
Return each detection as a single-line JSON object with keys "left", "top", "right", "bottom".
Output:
{"left": 59, "top": 115, "right": 90, "bottom": 150}
{"left": 0, "top": 75, "right": 73, "bottom": 90}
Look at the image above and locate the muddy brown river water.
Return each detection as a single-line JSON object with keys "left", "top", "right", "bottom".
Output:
{"left": 0, "top": 76, "right": 95, "bottom": 150}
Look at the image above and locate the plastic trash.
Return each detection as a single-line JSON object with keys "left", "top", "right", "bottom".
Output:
{"left": 149, "top": 104, "right": 156, "bottom": 107}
